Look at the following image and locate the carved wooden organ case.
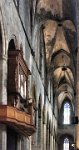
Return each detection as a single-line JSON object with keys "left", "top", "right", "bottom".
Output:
{"left": 7, "top": 49, "right": 31, "bottom": 112}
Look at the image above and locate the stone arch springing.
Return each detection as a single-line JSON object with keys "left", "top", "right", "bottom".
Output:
{"left": 32, "top": 23, "right": 46, "bottom": 79}
{"left": 32, "top": 19, "right": 57, "bottom": 63}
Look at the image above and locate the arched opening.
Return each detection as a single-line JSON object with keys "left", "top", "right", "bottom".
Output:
{"left": 63, "top": 138, "right": 69, "bottom": 150}
{"left": 8, "top": 39, "right": 16, "bottom": 51}
{"left": 58, "top": 135, "right": 74, "bottom": 150}
{"left": 58, "top": 98, "right": 74, "bottom": 126}
{"left": 63, "top": 102, "right": 71, "bottom": 124}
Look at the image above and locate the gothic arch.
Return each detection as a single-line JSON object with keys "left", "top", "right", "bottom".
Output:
{"left": 58, "top": 134, "right": 74, "bottom": 150}
{"left": 32, "top": 19, "right": 57, "bottom": 62}
{"left": 8, "top": 35, "right": 19, "bottom": 50}
{"left": 57, "top": 91, "right": 74, "bottom": 109}
{"left": 58, "top": 98, "right": 74, "bottom": 126}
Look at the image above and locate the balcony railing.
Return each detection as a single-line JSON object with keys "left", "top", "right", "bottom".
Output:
{"left": 0, "top": 105, "right": 36, "bottom": 136}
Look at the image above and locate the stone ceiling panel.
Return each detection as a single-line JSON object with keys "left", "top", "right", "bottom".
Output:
{"left": 37, "top": 0, "right": 60, "bottom": 16}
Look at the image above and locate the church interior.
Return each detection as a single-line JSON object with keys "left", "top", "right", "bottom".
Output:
{"left": 0, "top": 0, "right": 79, "bottom": 150}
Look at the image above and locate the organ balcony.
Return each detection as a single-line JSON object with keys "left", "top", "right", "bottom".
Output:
{"left": 0, "top": 104, "right": 36, "bottom": 136}
{"left": 0, "top": 49, "right": 36, "bottom": 136}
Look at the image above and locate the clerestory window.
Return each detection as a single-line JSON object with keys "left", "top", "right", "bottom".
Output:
{"left": 63, "top": 138, "right": 69, "bottom": 150}
{"left": 63, "top": 102, "right": 70, "bottom": 125}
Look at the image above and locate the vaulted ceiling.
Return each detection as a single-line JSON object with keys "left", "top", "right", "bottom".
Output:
{"left": 36, "top": 0, "right": 77, "bottom": 109}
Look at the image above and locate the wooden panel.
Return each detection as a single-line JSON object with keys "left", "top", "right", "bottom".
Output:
{"left": 0, "top": 105, "right": 36, "bottom": 136}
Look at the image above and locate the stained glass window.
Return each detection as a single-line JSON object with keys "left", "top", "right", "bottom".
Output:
{"left": 63, "top": 103, "right": 70, "bottom": 124}
{"left": 63, "top": 138, "right": 69, "bottom": 150}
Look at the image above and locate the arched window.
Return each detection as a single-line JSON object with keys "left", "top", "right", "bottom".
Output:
{"left": 63, "top": 102, "right": 70, "bottom": 124}
{"left": 63, "top": 138, "right": 69, "bottom": 150}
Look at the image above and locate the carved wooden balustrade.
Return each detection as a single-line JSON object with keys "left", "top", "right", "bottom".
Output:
{"left": 0, "top": 105, "right": 36, "bottom": 136}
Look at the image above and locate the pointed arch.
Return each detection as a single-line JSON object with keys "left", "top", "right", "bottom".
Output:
{"left": 58, "top": 98, "right": 74, "bottom": 125}
{"left": 58, "top": 134, "right": 74, "bottom": 150}
{"left": 8, "top": 39, "right": 16, "bottom": 51}
{"left": 63, "top": 138, "right": 69, "bottom": 150}
{"left": 8, "top": 35, "right": 19, "bottom": 50}
{"left": 63, "top": 102, "right": 71, "bottom": 124}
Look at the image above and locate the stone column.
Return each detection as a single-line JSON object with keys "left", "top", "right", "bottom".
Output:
{"left": 51, "top": 135, "right": 53, "bottom": 150}
{"left": 37, "top": 117, "right": 42, "bottom": 150}
{"left": 43, "top": 123, "right": 46, "bottom": 150}
{"left": 50, "top": 134, "right": 53, "bottom": 150}
{"left": 31, "top": 110, "right": 38, "bottom": 150}
{"left": 17, "top": 136, "right": 21, "bottom": 150}
{"left": 46, "top": 127, "right": 49, "bottom": 150}
{"left": 0, "top": 57, "right": 7, "bottom": 104}
{"left": 0, "top": 124, "right": 7, "bottom": 150}
{"left": 0, "top": 57, "right": 7, "bottom": 150}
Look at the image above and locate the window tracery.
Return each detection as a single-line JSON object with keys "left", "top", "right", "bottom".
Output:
{"left": 63, "top": 138, "right": 69, "bottom": 150}
{"left": 63, "top": 102, "right": 70, "bottom": 125}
